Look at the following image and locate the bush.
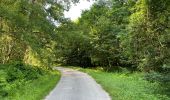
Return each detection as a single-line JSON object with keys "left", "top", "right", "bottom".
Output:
{"left": 0, "top": 70, "right": 8, "bottom": 97}
{"left": 145, "top": 71, "right": 170, "bottom": 83}
{"left": 0, "top": 62, "right": 48, "bottom": 97}
{"left": 6, "top": 62, "right": 45, "bottom": 82}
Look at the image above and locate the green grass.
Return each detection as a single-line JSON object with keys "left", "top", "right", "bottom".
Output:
{"left": 0, "top": 63, "right": 61, "bottom": 100}
{"left": 4, "top": 71, "right": 61, "bottom": 100}
{"left": 10, "top": 71, "right": 60, "bottom": 100}
{"left": 71, "top": 67, "right": 170, "bottom": 100}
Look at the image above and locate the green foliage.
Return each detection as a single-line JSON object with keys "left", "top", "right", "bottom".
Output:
{"left": 145, "top": 71, "right": 170, "bottom": 84}
{"left": 6, "top": 62, "right": 44, "bottom": 81}
{"left": 0, "top": 62, "right": 61, "bottom": 99}
{"left": 6, "top": 71, "right": 60, "bottom": 100}
{"left": 0, "top": 0, "right": 82, "bottom": 68}
{"left": 0, "top": 0, "right": 170, "bottom": 98}
{"left": 124, "top": 0, "right": 170, "bottom": 71}
{"left": 55, "top": 21, "right": 93, "bottom": 67}
{"left": 0, "top": 70, "right": 8, "bottom": 97}
{"left": 58, "top": 0, "right": 170, "bottom": 73}
{"left": 0, "top": 62, "right": 49, "bottom": 98}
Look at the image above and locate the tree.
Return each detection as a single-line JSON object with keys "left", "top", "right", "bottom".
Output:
{"left": 125, "top": 0, "right": 170, "bottom": 71}
{"left": 55, "top": 20, "right": 93, "bottom": 67}
{"left": 77, "top": 0, "right": 134, "bottom": 69}
{"left": 0, "top": 0, "right": 83, "bottom": 68}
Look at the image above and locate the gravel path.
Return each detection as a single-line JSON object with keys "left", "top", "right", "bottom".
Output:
{"left": 45, "top": 67, "right": 111, "bottom": 100}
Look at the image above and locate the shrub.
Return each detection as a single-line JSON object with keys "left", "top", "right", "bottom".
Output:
{"left": 145, "top": 71, "right": 170, "bottom": 83}
{"left": 0, "top": 70, "right": 8, "bottom": 97}
{"left": 0, "top": 62, "right": 48, "bottom": 97}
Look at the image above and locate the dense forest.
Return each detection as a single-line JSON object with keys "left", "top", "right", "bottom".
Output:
{"left": 57, "top": 0, "right": 170, "bottom": 72}
{"left": 0, "top": 0, "right": 170, "bottom": 99}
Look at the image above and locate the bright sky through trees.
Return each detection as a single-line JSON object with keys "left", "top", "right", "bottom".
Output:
{"left": 64, "top": 0, "right": 94, "bottom": 20}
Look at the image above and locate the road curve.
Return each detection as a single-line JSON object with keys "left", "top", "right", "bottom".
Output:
{"left": 45, "top": 67, "right": 111, "bottom": 100}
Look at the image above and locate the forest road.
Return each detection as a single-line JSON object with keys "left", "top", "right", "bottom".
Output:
{"left": 45, "top": 67, "right": 111, "bottom": 100}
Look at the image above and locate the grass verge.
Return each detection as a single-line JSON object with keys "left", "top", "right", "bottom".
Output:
{"left": 70, "top": 67, "right": 170, "bottom": 100}
{"left": 0, "top": 63, "right": 61, "bottom": 100}
{"left": 7, "top": 71, "right": 60, "bottom": 100}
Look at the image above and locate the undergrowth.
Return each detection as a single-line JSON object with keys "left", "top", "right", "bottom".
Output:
{"left": 0, "top": 62, "right": 60, "bottom": 100}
